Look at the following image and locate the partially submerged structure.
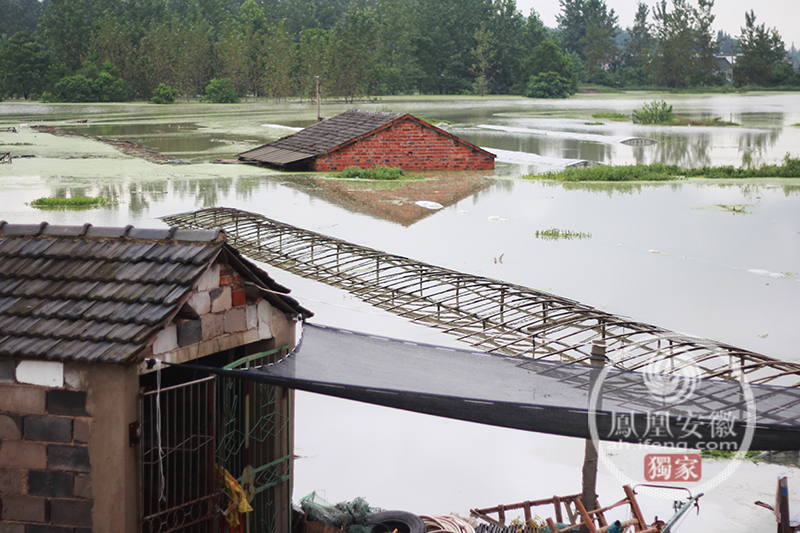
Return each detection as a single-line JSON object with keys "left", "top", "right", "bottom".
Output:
{"left": 0, "top": 222, "right": 311, "bottom": 532}
{"left": 237, "top": 109, "right": 496, "bottom": 171}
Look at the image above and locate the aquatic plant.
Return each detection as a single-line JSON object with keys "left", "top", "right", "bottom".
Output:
{"left": 592, "top": 112, "right": 628, "bottom": 121}
{"left": 532, "top": 163, "right": 681, "bottom": 182}
{"left": 30, "top": 196, "right": 113, "bottom": 209}
{"left": 535, "top": 228, "right": 592, "bottom": 241}
{"left": 632, "top": 100, "right": 673, "bottom": 124}
{"left": 337, "top": 165, "right": 414, "bottom": 180}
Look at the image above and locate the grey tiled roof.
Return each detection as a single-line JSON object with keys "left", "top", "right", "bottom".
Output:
{"left": 238, "top": 109, "right": 403, "bottom": 166}
{"left": 0, "top": 222, "right": 310, "bottom": 365}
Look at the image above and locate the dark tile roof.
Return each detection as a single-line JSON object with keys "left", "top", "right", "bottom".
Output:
{"left": 238, "top": 109, "right": 403, "bottom": 166}
{"left": 0, "top": 222, "right": 311, "bottom": 365}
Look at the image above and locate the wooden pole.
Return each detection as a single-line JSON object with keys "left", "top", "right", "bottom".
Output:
{"left": 581, "top": 340, "right": 606, "bottom": 532}
{"left": 315, "top": 76, "right": 321, "bottom": 122}
{"left": 778, "top": 474, "right": 790, "bottom": 533}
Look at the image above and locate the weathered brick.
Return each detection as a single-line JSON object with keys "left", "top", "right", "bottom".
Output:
{"left": 231, "top": 287, "right": 246, "bottom": 307}
{"left": 49, "top": 498, "right": 92, "bottom": 528}
{"left": 0, "top": 386, "right": 45, "bottom": 415}
{"left": 223, "top": 308, "right": 247, "bottom": 334}
{"left": 177, "top": 319, "right": 202, "bottom": 347}
{"left": 0, "top": 359, "right": 15, "bottom": 383}
{"left": 62, "top": 364, "right": 83, "bottom": 390}
{"left": 73, "top": 473, "right": 92, "bottom": 499}
{"left": 0, "top": 495, "right": 46, "bottom": 522}
{"left": 23, "top": 525, "right": 73, "bottom": 533}
{"left": 72, "top": 418, "right": 91, "bottom": 445}
{"left": 23, "top": 417, "right": 72, "bottom": 443}
{"left": 0, "top": 441, "right": 47, "bottom": 470}
{"left": 152, "top": 324, "right": 178, "bottom": 355}
{"left": 0, "top": 468, "right": 24, "bottom": 493}
{"left": 0, "top": 523, "right": 24, "bottom": 533}
{"left": 46, "top": 390, "right": 88, "bottom": 417}
{"left": 210, "top": 286, "right": 232, "bottom": 313}
{"left": 201, "top": 313, "right": 224, "bottom": 341}
{"left": 186, "top": 291, "right": 211, "bottom": 315}
{"left": 27, "top": 470, "right": 73, "bottom": 498}
{"left": 0, "top": 414, "right": 21, "bottom": 440}
{"left": 47, "top": 445, "right": 90, "bottom": 473}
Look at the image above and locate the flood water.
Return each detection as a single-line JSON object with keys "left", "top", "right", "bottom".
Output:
{"left": 2, "top": 93, "right": 800, "bottom": 531}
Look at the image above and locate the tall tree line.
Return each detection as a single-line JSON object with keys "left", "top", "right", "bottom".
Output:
{"left": 0, "top": 0, "right": 796, "bottom": 101}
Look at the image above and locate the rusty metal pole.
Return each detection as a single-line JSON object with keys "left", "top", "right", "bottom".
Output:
{"left": 581, "top": 339, "right": 606, "bottom": 532}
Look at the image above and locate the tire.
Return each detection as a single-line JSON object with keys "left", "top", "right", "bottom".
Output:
{"left": 367, "top": 511, "right": 426, "bottom": 533}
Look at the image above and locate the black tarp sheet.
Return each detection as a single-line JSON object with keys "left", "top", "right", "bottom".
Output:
{"left": 185, "top": 323, "right": 800, "bottom": 451}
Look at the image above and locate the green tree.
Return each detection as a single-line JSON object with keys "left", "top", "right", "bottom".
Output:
{"left": 471, "top": 23, "right": 496, "bottom": 96}
{"left": 484, "top": 0, "right": 526, "bottom": 94}
{"left": 624, "top": 3, "right": 654, "bottom": 72}
{"left": 556, "top": 0, "right": 618, "bottom": 62}
{"left": 524, "top": 71, "right": 575, "bottom": 98}
{"left": 650, "top": 0, "right": 697, "bottom": 87}
{"left": 0, "top": 32, "right": 49, "bottom": 99}
{"left": 173, "top": 18, "right": 213, "bottom": 99}
{"left": 150, "top": 83, "right": 179, "bottom": 104}
{"left": 262, "top": 23, "right": 297, "bottom": 102}
{"left": 297, "top": 28, "right": 330, "bottom": 101}
{"left": 520, "top": 39, "right": 577, "bottom": 93}
{"left": 734, "top": 10, "right": 789, "bottom": 86}
{"left": 0, "top": 0, "right": 44, "bottom": 36}
{"left": 203, "top": 78, "right": 239, "bottom": 103}
{"left": 327, "top": 6, "right": 379, "bottom": 102}
{"left": 215, "top": 20, "right": 249, "bottom": 98}
{"left": 40, "top": 0, "right": 105, "bottom": 71}
{"left": 692, "top": 0, "right": 718, "bottom": 85}
{"left": 90, "top": 15, "right": 138, "bottom": 92}
{"left": 373, "top": 0, "right": 421, "bottom": 95}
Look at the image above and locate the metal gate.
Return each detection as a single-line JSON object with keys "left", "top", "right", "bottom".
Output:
{"left": 140, "top": 376, "right": 217, "bottom": 533}
{"left": 217, "top": 345, "right": 293, "bottom": 533}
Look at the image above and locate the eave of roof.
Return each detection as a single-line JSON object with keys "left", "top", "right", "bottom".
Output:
{"left": 0, "top": 222, "right": 311, "bottom": 365}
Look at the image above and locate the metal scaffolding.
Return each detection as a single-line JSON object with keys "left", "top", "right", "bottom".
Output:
{"left": 162, "top": 207, "right": 800, "bottom": 387}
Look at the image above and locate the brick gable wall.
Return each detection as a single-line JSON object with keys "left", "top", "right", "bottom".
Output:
{"left": 309, "top": 119, "right": 495, "bottom": 171}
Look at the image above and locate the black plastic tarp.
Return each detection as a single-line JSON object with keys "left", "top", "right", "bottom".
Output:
{"left": 181, "top": 323, "right": 800, "bottom": 451}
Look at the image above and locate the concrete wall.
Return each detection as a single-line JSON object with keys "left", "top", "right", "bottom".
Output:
{"left": 310, "top": 119, "right": 496, "bottom": 171}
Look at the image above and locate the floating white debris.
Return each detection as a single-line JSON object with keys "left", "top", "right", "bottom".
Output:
{"left": 476, "top": 124, "right": 657, "bottom": 145}
{"left": 748, "top": 269, "right": 787, "bottom": 278}
{"left": 487, "top": 215, "right": 508, "bottom": 223}
{"left": 415, "top": 201, "right": 443, "bottom": 210}
{"left": 457, "top": 210, "right": 470, "bottom": 215}
{"left": 482, "top": 147, "right": 599, "bottom": 168}
{"left": 261, "top": 124, "right": 303, "bottom": 132}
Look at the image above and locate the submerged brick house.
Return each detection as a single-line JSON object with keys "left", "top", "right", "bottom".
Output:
{"left": 0, "top": 222, "right": 311, "bottom": 533}
{"left": 237, "top": 109, "right": 495, "bottom": 171}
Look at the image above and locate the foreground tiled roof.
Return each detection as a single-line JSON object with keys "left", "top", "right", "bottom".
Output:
{"left": 0, "top": 222, "right": 310, "bottom": 365}
{"left": 238, "top": 109, "right": 402, "bottom": 166}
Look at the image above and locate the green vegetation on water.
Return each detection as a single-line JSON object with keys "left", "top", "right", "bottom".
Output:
{"left": 30, "top": 196, "right": 113, "bottom": 209}
{"left": 592, "top": 112, "right": 628, "bottom": 122}
{"left": 700, "top": 449, "right": 761, "bottom": 460}
{"left": 535, "top": 228, "right": 592, "bottom": 241}
{"left": 632, "top": 100, "right": 673, "bottom": 124}
{"left": 337, "top": 166, "right": 416, "bottom": 181}
{"left": 528, "top": 154, "right": 800, "bottom": 182}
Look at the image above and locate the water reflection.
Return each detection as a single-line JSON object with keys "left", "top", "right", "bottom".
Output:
{"left": 269, "top": 173, "right": 495, "bottom": 226}
{"left": 172, "top": 176, "right": 234, "bottom": 208}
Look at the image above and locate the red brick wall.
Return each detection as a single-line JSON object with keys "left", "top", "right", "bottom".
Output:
{"left": 310, "top": 119, "right": 495, "bottom": 171}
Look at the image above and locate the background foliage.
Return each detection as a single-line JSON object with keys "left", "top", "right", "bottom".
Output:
{"left": 0, "top": 0, "right": 798, "bottom": 102}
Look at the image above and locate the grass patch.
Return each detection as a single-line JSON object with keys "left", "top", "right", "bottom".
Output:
{"left": 418, "top": 117, "right": 452, "bottom": 126}
{"left": 30, "top": 195, "right": 114, "bottom": 209}
{"left": 535, "top": 228, "right": 592, "bottom": 241}
{"left": 670, "top": 116, "right": 739, "bottom": 127}
{"left": 337, "top": 165, "right": 417, "bottom": 180}
{"left": 0, "top": 142, "right": 33, "bottom": 146}
{"left": 584, "top": 121, "right": 604, "bottom": 126}
{"left": 578, "top": 84, "right": 624, "bottom": 94}
{"left": 701, "top": 449, "right": 761, "bottom": 460}
{"left": 592, "top": 112, "right": 628, "bottom": 121}
{"left": 530, "top": 163, "right": 682, "bottom": 182}
{"left": 527, "top": 154, "right": 800, "bottom": 181}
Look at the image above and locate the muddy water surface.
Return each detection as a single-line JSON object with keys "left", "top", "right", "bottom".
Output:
{"left": 2, "top": 94, "right": 799, "bottom": 531}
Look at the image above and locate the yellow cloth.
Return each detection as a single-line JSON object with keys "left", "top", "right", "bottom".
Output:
{"left": 216, "top": 465, "right": 253, "bottom": 529}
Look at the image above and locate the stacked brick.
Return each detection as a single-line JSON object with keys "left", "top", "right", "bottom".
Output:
{"left": 152, "top": 261, "right": 272, "bottom": 357}
{"left": 310, "top": 119, "right": 495, "bottom": 172}
{"left": 0, "top": 359, "right": 93, "bottom": 533}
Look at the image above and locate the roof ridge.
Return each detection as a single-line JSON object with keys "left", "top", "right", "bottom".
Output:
{"left": 0, "top": 222, "right": 224, "bottom": 244}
